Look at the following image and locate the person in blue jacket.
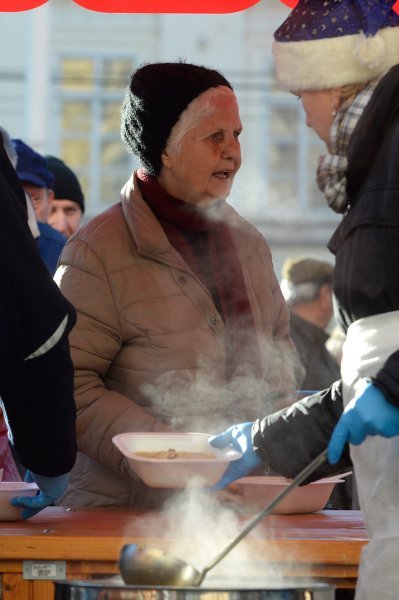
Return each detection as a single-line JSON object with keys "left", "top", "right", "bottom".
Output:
{"left": 210, "top": 2, "right": 399, "bottom": 599}
{"left": 0, "top": 131, "right": 77, "bottom": 518}
{"left": 13, "top": 139, "right": 67, "bottom": 275}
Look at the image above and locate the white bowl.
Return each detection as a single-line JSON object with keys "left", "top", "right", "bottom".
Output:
{"left": 0, "top": 481, "right": 39, "bottom": 521}
{"left": 112, "top": 432, "right": 242, "bottom": 488}
{"left": 229, "top": 474, "right": 347, "bottom": 515}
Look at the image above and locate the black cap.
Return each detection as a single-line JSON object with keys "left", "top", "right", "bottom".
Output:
{"left": 45, "top": 156, "right": 85, "bottom": 214}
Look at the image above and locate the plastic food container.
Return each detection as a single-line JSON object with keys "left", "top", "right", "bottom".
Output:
{"left": 112, "top": 432, "right": 242, "bottom": 488}
{"left": 0, "top": 481, "right": 38, "bottom": 521}
{"left": 229, "top": 474, "right": 348, "bottom": 514}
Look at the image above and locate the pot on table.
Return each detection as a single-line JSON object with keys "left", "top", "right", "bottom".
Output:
{"left": 54, "top": 578, "right": 335, "bottom": 599}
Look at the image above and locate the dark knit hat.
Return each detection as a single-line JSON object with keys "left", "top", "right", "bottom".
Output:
{"left": 273, "top": 0, "right": 399, "bottom": 92}
{"left": 45, "top": 156, "right": 85, "bottom": 214}
{"left": 121, "top": 61, "right": 233, "bottom": 176}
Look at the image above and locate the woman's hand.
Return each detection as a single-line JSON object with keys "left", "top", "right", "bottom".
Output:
{"left": 11, "top": 470, "right": 69, "bottom": 519}
{"left": 328, "top": 381, "right": 399, "bottom": 464}
{"left": 208, "top": 422, "right": 263, "bottom": 490}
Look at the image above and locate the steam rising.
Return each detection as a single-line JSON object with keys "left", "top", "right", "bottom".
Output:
{"left": 141, "top": 374, "right": 270, "bottom": 434}
{"left": 124, "top": 482, "right": 289, "bottom": 587}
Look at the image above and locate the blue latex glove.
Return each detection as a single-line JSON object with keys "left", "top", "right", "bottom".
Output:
{"left": 208, "top": 422, "right": 263, "bottom": 490}
{"left": 10, "top": 470, "right": 69, "bottom": 519}
{"left": 328, "top": 381, "right": 399, "bottom": 464}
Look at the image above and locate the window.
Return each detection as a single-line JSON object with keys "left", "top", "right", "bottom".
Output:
{"left": 55, "top": 55, "right": 137, "bottom": 218}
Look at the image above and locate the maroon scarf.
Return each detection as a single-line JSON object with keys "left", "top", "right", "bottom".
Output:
{"left": 137, "top": 168, "right": 261, "bottom": 380}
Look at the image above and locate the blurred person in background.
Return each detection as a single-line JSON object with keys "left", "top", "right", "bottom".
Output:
{"left": 13, "top": 140, "right": 54, "bottom": 224}
{"left": 281, "top": 255, "right": 352, "bottom": 510}
{"left": 0, "top": 126, "right": 40, "bottom": 243}
{"left": 0, "top": 129, "right": 77, "bottom": 518}
{"left": 13, "top": 140, "right": 67, "bottom": 275}
{"left": 46, "top": 156, "right": 85, "bottom": 238}
{"left": 280, "top": 255, "right": 340, "bottom": 392}
{"left": 210, "top": 2, "right": 399, "bottom": 597}
{"left": 54, "top": 61, "right": 298, "bottom": 510}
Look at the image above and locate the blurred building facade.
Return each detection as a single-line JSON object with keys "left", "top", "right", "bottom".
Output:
{"left": 0, "top": 0, "right": 340, "bottom": 271}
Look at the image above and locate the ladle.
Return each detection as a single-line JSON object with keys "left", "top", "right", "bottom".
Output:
{"left": 120, "top": 448, "right": 328, "bottom": 587}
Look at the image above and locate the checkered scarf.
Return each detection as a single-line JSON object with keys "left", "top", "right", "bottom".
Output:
{"left": 316, "top": 78, "right": 381, "bottom": 214}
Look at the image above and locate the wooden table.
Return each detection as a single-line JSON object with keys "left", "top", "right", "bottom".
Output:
{"left": 0, "top": 507, "right": 368, "bottom": 599}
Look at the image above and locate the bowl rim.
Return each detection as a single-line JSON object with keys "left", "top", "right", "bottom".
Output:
{"left": 114, "top": 432, "right": 214, "bottom": 440}
{"left": 0, "top": 481, "right": 39, "bottom": 491}
{"left": 234, "top": 475, "right": 346, "bottom": 486}
{"left": 112, "top": 431, "right": 242, "bottom": 463}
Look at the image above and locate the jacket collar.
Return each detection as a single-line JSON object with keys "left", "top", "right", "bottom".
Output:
{"left": 120, "top": 170, "right": 259, "bottom": 266}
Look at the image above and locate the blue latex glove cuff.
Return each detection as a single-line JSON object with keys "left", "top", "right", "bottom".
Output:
{"left": 10, "top": 470, "right": 69, "bottom": 520}
{"left": 208, "top": 421, "right": 263, "bottom": 490}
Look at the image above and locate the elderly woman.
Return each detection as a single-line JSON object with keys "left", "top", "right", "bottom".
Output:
{"left": 210, "top": 2, "right": 399, "bottom": 598}
{"left": 54, "top": 61, "right": 297, "bottom": 509}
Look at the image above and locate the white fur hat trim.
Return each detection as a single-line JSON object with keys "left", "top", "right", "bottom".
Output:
{"left": 273, "top": 26, "right": 399, "bottom": 92}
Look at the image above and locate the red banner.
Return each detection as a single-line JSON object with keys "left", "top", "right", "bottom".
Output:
{"left": 0, "top": 0, "right": 47, "bottom": 10}
{"left": 0, "top": 0, "right": 397, "bottom": 16}
{"left": 72, "top": 0, "right": 260, "bottom": 12}
{"left": 0, "top": 0, "right": 261, "bottom": 12}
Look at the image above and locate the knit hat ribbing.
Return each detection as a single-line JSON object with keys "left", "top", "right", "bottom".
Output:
{"left": 121, "top": 61, "right": 233, "bottom": 176}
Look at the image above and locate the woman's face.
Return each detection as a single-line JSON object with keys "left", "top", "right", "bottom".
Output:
{"left": 300, "top": 89, "right": 341, "bottom": 150}
{"left": 158, "top": 92, "right": 242, "bottom": 207}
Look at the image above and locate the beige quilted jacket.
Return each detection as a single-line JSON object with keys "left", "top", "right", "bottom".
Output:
{"left": 54, "top": 172, "right": 297, "bottom": 508}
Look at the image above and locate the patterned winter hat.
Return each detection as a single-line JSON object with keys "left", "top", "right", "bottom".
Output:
{"left": 273, "top": 0, "right": 399, "bottom": 92}
{"left": 121, "top": 61, "right": 233, "bottom": 176}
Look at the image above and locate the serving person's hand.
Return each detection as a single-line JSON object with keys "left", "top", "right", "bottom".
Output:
{"left": 208, "top": 422, "right": 263, "bottom": 490}
{"left": 328, "top": 381, "right": 399, "bottom": 464}
{"left": 11, "top": 470, "right": 69, "bottom": 519}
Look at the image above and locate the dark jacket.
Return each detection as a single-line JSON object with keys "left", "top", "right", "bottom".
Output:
{"left": 252, "top": 64, "right": 399, "bottom": 482}
{"left": 289, "top": 312, "right": 340, "bottom": 392}
{"left": 0, "top": 135, "right": 77, "bottom": 477}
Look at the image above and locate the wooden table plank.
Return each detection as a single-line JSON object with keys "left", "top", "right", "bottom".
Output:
{"left": 0, "top": 508, "right": 367, "bottom": 539}
{"left": 0, "top": 507, "right": 368, "bottom": 598}
{"left": 0, "top": 507, "right": 368, "bottom": 563}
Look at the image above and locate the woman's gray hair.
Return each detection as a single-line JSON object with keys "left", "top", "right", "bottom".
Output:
{"left": 166, "top": 86, "right": 237, "bottom": 153}
{"left": 0, "top": 124, "right": 17, "bottom": 168}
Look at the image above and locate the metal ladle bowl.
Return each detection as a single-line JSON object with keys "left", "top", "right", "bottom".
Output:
{"left": 119, "top": 449, "right": 328, "bottom": 587}
{"left": 120, "top": 545, "right": 202, "bottom": 586}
